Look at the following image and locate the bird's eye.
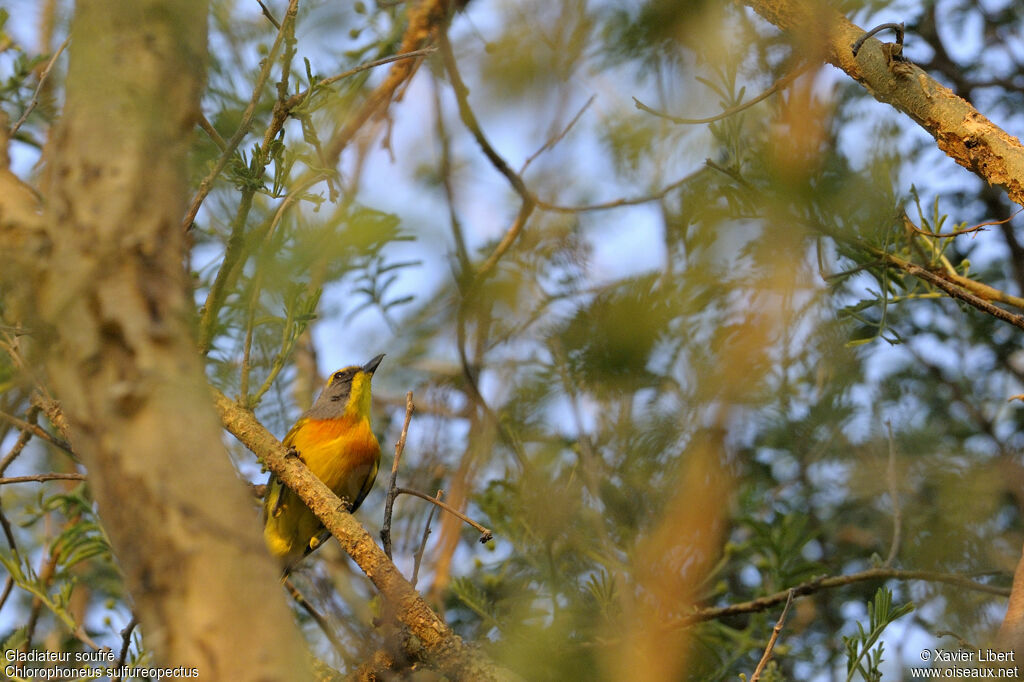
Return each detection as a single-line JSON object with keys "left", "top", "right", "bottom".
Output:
{"left": 334, "top": 372, "right": 344, "bottom": 382}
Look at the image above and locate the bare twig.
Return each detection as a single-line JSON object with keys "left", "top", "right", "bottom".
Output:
{"left": 0, "top": 405, "right": 40, "bottom": 475}
{"left": 0, "top": 505, "right": 18, "bottom": 551}
{"left": 0, "top": 473, "right": 86, "bottom": 486}
{"left": 455, "top": 302, "right": 529, "bottom": 468}
{"left": 396, "top": 486, "right": 492, "bottom": 543}
{"left": 884, "top": 420, "right": 902, "bottom": 567}
{"left": 307, "top": 47, "right": 437, "bottom": 96}
{"left": 476, "top": 199, "right": 536, "bottom": 281}
{"left": 256, "top": 0, "right": 281, "bottom": 29}
{"left": 412, "top": 490, "right": 442, "bottom": 589}
{"left": 520, "top": 95, "right": 596, "bottom": 174}
{"left": 633, "top": 65, "right": 806, "bottom": 126}
{"left": 536, "top": 168, "right": 705, "bottom": 214}
{"left": 0, "top": 577, "right": 13, "bottom": 614}
{"left": 10, "top": 35, "right": 69, "bottom": 136}
{"left": 381, "top": 392, "right": 415, "bottom": 559}
{"left": 672, "top": 566, "right": 1008, "bottom": 629}
{"left": 895, "top": 259, "right": 1024, "bottom": 331}
{"left": 750, "top": 589, "right": 794, "bottom": 682}
{"left": 111, "top": 616, "right": 137, "bottom": 682}
{"left": 432, "top": 72, "right": 470, "bottom": 272}
{"left": 438, "top": 28, "right": 539, "bottom": 283}
{"left": 908, "top": 207, "right": 1023, "bottom": 238}
{"left": 197, "top": 112, "right": 227, "bottom": 150}
{"left": 441, "top": 20, "right": 705, "bottom": 225}
{"left": 852, "top": 22, "right": 904, "bottom": 58}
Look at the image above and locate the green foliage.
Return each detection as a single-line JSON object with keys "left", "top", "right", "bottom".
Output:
{"left": 843, "top": 588, "right": 914, "bottom": 681}
{"left": 3, "top": 0, "right": 1024, "bottom": 678}
{"left": 0, "top": 483, "right": 122, "bottom": 650}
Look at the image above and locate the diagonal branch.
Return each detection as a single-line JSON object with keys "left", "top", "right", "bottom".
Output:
{"left": 212, "top": 389, "right": 520, "bottom": 681}
{"left": 742, "top": 0, "right": 1024, "bottom": 207}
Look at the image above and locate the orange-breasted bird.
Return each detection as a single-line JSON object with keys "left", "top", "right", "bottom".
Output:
{"left": 262, "top": 354, "right": 384, "bottom": 570}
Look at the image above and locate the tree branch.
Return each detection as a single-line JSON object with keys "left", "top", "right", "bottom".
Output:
{"left": 742, "top": 0, "right": 1024, "bottom": 207}
{"left": 213, "top": 389, "right": 520, "bottom": 681}
{"left": 675, "top": 566, "right": 1008, "bottom": 628}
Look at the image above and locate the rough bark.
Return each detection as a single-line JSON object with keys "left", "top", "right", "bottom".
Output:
{"left": 4, "top": 2, "right": 310, "bottom": 678}
{"left": 742, "top": 0, "right": 1024, "bottom": 207}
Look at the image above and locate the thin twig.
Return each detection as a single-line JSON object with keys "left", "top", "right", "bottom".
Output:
{"left": 520, "top": 94, "right": 596, "bottom": 174}
{"left": 535, "top": 167, "right": 705, "bottom": 214}
{"left": 0, "top": 473, "right": 86, "bottom": 485}
{"left": 0, "top": 405, "right": 40, "bottom": 476}
{"left": 750, "top": 589, "right": 794, "bottom": 682}
{"left": 896, "top": 259, "right": 1024, "bottom": 331}
{"left": 10, "top": 35, "right": 70, "bottom": 136}
{"left": 907, "top": 207, "right": 1023, "bottom": 238}
{"left": 476, "top": 199, "right": 536, "bottom": 281}
{"left": 0, "top": 505, "right": 18, "bottom": 550}
{"left": 432, "top": 72, "right": 470, "bottom": 272}
{"left": 381, "top": 392, "right": 415, "bottom": 559}
{"left": 439, "top": 24, "right": 541, "bottom": 281}
{"left": 455, "top": 302, "right": 529, "bottom": 469}
{"left": 884, "top": 420, "right": 901, "bottom": 567}
{"left": 395, "top": 487, "right": 492, "bottom": 543}
{"left": 852, "top": 22, "right": 905, "bottom": 57}
{"left": 197, "top": 112, "right": 228, "bottom": 150}
{"left": 0, "top": 411, "right": 73, "bottom": 455}
{"left": 633, "top": 65, "right": 806, "bottom": 126}
{"left": 256, "top": 0, "right": 281, "bottom": 29}
{"left": 442, "top": 20, "right": 703, "bottom": 223}
{"left": 306, "top": 47, "right": 437, "bottom": 97}
{"left": 111, "top": 616, "right": 138, "bottom": 682}
{"left": 411, "top": 490, "right": 442, "bottom": 589}
{"left": 0, "top": 577, "right": 13, "bottom": 615}
{"left": 672, "top": 566, "right": 1008, "bottom": 629}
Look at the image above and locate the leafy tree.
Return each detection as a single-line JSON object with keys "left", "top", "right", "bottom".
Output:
{"left": 2, "top": 0, "right": 1024, "bottom": 679}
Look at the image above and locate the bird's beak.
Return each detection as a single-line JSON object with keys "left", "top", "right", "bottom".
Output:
{"left": 362, "top": 354, "right": 385, "bottom": 375}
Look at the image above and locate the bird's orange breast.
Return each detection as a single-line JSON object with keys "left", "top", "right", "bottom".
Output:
{"left": 286, "top": 415, "right": 380, "bottom": 492}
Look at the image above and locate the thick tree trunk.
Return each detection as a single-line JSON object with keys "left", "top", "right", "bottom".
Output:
{"left": 7, "top": 2, "right": 311, "bottom": 678}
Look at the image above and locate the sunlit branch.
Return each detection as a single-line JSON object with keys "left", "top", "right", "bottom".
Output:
{"left": 381, "top": 392, "right": 415, "bottom": 559}
{"left": 749, "top": 589, "right": 794, "bottom": 682}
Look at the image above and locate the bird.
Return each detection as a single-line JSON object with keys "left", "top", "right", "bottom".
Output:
{"left": 262, "top": 353, "right": 384, "bottom": 571}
